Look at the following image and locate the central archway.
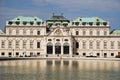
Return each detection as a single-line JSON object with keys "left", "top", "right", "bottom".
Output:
{"left": 63, "top": 43, "right": 69, "bottom": 54}
{"left": 55, "top": 43, "right": 61, "bottom": 54}
{"left": 47, "top": 42, "right": 53, "bottom": 54}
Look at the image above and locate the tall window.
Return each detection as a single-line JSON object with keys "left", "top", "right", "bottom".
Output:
{"left": 16, "top": 40, "right": 19, "bottom": 48}
{"left": 96, "top": 41, "right": 100, "bottom": 49}
{"left": 76, "top": 31, "right": 79, "bottom": 35}
{"left": 89, "top": 41, "right": 93, "bottom": 49}
{"left": 37, "top": 31, "right": 40, "bottom": 35}
{"left": 97, "top": 30, "right": 100, "bottom": 36}
{"left": 30, "top": 30, "right": 33, "bottom": 35}
{"left": 111, "top": 41, "right": 114, "bottom": 49}
{"left": 8, "top": 41, "right": 12, "bottom": 48}
{"left": 1, "top": 41, "right": 5, "bottom": 48}
{"left": 76, "top": 42, "right": 79, "bottom": 48}
{"left": 90, "top": 30, "right": 93, "bottom": 36}
{"left": 9, "top": 29, "right": 12, "bottom": 35}
{"left": 104, "top": 41, "right": 107, "bottom": 49}
{"left": 23, "top": 40, "right": 26, "bottom": 48}
{"left": 104, "top": 31, "right": 107, "bottom": 36}
{"left": 23, "top": 29, "right": 26, "bottom": 35}
{"left": 37, "top": 42, "right": 40, "bottom": 48}
{"left": 16, "top": 29, "right": 19, "bottom": 35}
{"left": 83, "top": 41, "right": 86, "bottom": 49}
{"left": 30, "top": 40, "right": 33, "bottom": 48}
{"left": 118, "top": 41, "right": 120, "bottom": 49}
{"left": 83, "top": 30, "right": 86, "bottom": 36}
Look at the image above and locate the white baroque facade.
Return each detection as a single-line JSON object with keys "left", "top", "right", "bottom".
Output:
{"left": 0, "top": 15, "right": 120, "bottom": 58}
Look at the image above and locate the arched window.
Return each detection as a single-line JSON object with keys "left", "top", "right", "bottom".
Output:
{"left": 55, "top": 43, "right": 61, "bottom": 54}
{"left": 47, "top": 42, "right": 53, "bottom": 54}
{"left": 63, "top": 43, "right": 69, "bottom": 54}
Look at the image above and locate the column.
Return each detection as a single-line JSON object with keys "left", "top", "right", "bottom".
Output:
{"left": 61, "top": 44, "right": 63, "bottom": 55}
{"left": 53, "top": 43, "right": 55, "bottom": 55}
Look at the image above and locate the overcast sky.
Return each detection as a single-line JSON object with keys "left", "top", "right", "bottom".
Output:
{"left": 0, "top": 0, "right": 120, "bottom": 30}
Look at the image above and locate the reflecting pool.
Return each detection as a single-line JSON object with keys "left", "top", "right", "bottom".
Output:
{"left": 0, "top": 59, "right": 120, "bottom": 80}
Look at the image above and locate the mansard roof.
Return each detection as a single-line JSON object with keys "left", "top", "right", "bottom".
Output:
{"left": 111, "top": 29, "right": 120, "bottom": 35}
{"left": 73, "top": 17, "right": 106, "bottom": 23}
{"left": 0, "top": 29, "right": 4, "bottom": 34}
{"left": 9, "top": 16, "right": 43, "bottom": 22}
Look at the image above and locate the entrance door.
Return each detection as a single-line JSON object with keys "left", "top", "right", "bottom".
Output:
{"left": 55, "top": 43, "right": 61, "bottom": 54}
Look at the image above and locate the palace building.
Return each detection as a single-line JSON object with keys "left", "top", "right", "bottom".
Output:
{"left": 0, "top": 14, "right": 120, "bottom": 58}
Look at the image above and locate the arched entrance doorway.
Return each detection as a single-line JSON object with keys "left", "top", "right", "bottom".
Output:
{"left": 63, "top": 43, "right": 69, "bottom": 54}
{"left": 55, "top": 43, "right": 61, "bottom": 54}
{"left": 47, "top": 42, "right": 53, "bottom": 54}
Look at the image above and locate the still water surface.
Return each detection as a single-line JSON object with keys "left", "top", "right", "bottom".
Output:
{"left": 0, "top": 59, "right": 120, "bottom": 80}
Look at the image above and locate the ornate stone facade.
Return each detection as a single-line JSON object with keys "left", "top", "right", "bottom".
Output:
{"left": 0, "top": 15, "right": 120, "bottom": 58}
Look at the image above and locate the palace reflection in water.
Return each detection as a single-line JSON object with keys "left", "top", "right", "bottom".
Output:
{"left": 0, "top": 60, "right": 120, "bottom": 80}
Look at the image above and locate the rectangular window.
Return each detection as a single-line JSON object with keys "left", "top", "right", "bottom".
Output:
{"left": 111, "top": 41, "right": 114, "bottom": 49}
{"left": 104, "top": 42, "right": 107, "bottom": 49}
{"left": 104, "top": 31, "right": 107, "bottom": 36}
{"left": 76, "top": 31, "right": 79, "bottom": 35}
{"left": 16, "top": 29, "right": 19, "bottom": 35}
{"left": 97, "top": 53, "right": 100, "bottom": 56}
{"left": 9, "top": 29, "right": 12, "bottom": 35}
{"left": 111, "top": 53, "right": 114, "bottom": 56}
{"left": 8, "top": 52, "right": 12, "bottom": 55}
{"left": 30, "top": 41, "right": 33, "bottom": 48}
{"left": 83, "top": 31, "right": 86, "bottom": 36}
{"left": 37, "top": 31, "right": 40, "bottom": 35}
{"left": 96, "top": 42, "right": 100, "bottom": 49}
{"left": 89, "top": 42, "right": 93, "bottom": 49}
{"left": 83, "top": 53, "right": 86, "bottom": 56}
{"left": 83, "top": 42, "right": 86, "bottom": 49}
{"left": 37, "top": 42, "right": 40, "bottom": 48}
{"left": 97, "top": 31, "right": 100, "bottom": 36}
{"left": 23, "top": 40, "right": 26, "bottom": 48}
{"left": 90, "top": 30, "right": 93, "bottom": 36}
{"left": 76, "top": 42, "right": 79, "bottom": 48}
{"left": 16, "top": 52, "right": 19, "bottom": 55}
{"left": 8, "top": 41, "right": 12, "bottom": 48}
{"left": 37, "top": 52, "right": 40, "bottom": 55}
{"left": 30, "top": 30, "right": 33, "bottom": 35}
{"left": 1, "top": 52, "right": 5, "bottom": 55}
{"left": 1, "top": 41, "right": 5, "bottom": 48}
{"left": 16, "top": 41, "right": 19, "bottom": 48}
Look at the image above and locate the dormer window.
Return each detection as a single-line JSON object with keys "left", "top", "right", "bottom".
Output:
{"left": 103, "top": 22, "right": 107, "bottom": 26}
{"left": 82, "top": 22, "right": 86, "bottom": 26}
{"left": 23, "top": 22, "right": 27, "bottom": 25}
{"left": 16, "top": 22, "right": 20, "bottom": 25}
{"left": 30, "top": 22, "right": 34, "bottom": 25}
{"left": 96, "top": 22, "right": 100, "bottom": 26}
{"left": 89, "top": 22, "right": 93, "bottom": 26}
{"left": 75, "top": 22, "right": 79, "bottom": 26}
{"left": 37, "top": 22, "right": 41, "bottom": 25}
{"left": 8, "top": 21, "right": 13, "bottom": 25}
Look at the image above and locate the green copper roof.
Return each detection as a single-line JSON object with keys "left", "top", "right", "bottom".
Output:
{"left": 73, "top": 17, "right": 106, "bottom": 22}
{"left": 47, "top": 15, "right": 70, "bottom": 22}
{"left": 111, "top": 30, "right": 120, "bottom": 35}
{"left": 10, "top": 16, "right": 43, "bottom": 22}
